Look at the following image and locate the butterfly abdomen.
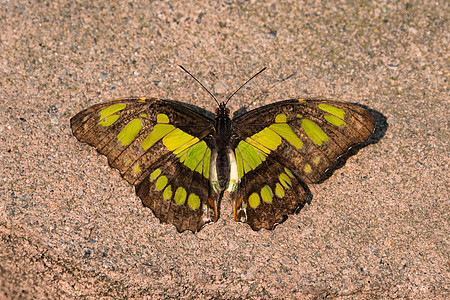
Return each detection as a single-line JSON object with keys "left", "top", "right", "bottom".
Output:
{"left": 216, "top": 148, "right": 231, "bottom": 190}
{"left": 209, "top": 147, "right": 239, "bottom": 193}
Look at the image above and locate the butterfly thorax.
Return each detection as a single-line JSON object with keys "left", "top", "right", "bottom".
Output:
{"left": 213, "top": 103, "right": 232, "bottom": 147}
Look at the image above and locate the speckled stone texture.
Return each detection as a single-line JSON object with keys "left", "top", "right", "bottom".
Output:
{"left": 0, "top": 1, "right": 448, "bottom": 299}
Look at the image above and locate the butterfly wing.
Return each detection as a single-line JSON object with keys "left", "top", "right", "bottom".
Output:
{"left": 230, "top": 98, "right": 375, "bottom": 230}
{"left": 71, "top": 97, "right": 219, "bottom": 232}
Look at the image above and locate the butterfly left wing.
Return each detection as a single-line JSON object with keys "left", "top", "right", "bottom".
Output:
{"left": 230, "top": 98, "right": 375, "bottom": 230}
{"left": 71, "top": 97, "right": 219, "bottom": 232}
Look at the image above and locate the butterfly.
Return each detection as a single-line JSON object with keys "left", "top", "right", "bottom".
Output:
{"left": 70, "top": 67, "right": 375, "bottom": 232}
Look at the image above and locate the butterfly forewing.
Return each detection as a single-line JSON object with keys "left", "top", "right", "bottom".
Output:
{"left": 70, "top": 97, "right": 219, "bottom": 232}
{"left": 230, "top": 99, "right": 375, "bottom": 230}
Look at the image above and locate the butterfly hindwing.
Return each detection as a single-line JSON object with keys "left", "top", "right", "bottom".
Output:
{"left": 135, "top": 155, "right": 217, "bottom": 232}
{"left": 70, "top": 97, "right": 219, "bottom": 232}
{"left": 231, "top": 154, "right": 311, "bottom": 230}
{"left": 230, "top": 99, "right": 375, "bottom": 230}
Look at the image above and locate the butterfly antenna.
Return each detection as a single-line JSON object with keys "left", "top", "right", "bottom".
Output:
{"left": 179, "top": 65, "right": 220, "bottom": 106}
{"left": 225, "top": 67, "right": 267, "bottom": 105}
{"left": 209, "top": 71, "right": 229, "bottom": 95}
{"left": 252, "top": 71, "right": 297, "bottom": 103}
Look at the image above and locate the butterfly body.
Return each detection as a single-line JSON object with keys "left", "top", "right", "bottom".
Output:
{"left": 211, "top": 103, "right": 235, "bottom": 192}
{"left": 71, "top": 96, "right": 375, "bottom": 232}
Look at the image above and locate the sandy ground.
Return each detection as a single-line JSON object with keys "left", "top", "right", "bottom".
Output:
{"left": 0, "top": 0, "right": 448, "bottom": 299}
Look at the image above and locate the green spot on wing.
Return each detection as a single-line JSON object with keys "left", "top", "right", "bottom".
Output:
{"left": 275, "top": 183, "right": 285, "bottom": 198}
{"left": 202, "top": 147, "right": 211, "bottom": 179}
{"left": 99, "top": 103, "right": 126, "bottom": 119}
{"left": 318, "top": 104, "right": 345, "bottom": 120}
{"left": 157, "top": 113, "right": 170, "bottom": 123}
{"left": 177, "top": 148, "right": 189, "bottom": 162}
{"left": 304, "top": 164, "right": 312, "bottom": 173}
{"left": 173, "top": 137, "right": 199, "bottom": 154}
{"left": 284, "top": 168, "right": 294, "bottom": 178}
{"left": 188, "top": 193, "right": 200, "bottom": 210}
{"left": 141, "top": 124, "right": 175, "bottom": 150}
{"left": 324, "top": 115, "right": 346, "bottom": 127}
{"left": 261, "top": 185, "right": 273, "bottom": 203}
{"left": 245, "top": 138, "right": 270, "bottom": 154}
{"left": 143, "top": 120, "right": 211, "bottom": 179}
{"left": 246, "top": 127, "right": 281, "bottom": 152}
{"left": 195, "top": 159, "right": 203, "bottom": 174}
{"left": 257, "top": 150, "right": 268, "bottom": 161}
{"left": 275, "top": 113, "right": 287, "bottom": 123}
{"left": 183, "top": 141, "right": 208, "bottom": 171}
{"left": 174, "top": 187, "right": 187, "bottom": 205}
{"left": 248, "top": 193, "right": 261, "bottom": 208}
{"left": 163, "top": 128, "right": 196, "bottom": 151}
{"left": 237, "top": 141, "right": 262, "bottom": 170}
{"left": 99, "top": 114, "right": 120, "bottom": 127}
{"left": 150, "top": 169, "right": 161, "bottom": 179}
{"left": 243, "top": 160, "right": 252, "bottom": 173}
{"left": 163, "top": 185, "right": 172, "bottom": 200}
{"left": 117, "top": 119, "right": 142, "bottom": 146}
{"left": 269, "top": 124, "right": 303, "bottom": 149}
{"left": 155, "top": 176, "right": 168, "bottom": 191}
{"left": 235, "top": 148, "right": 245, "bottom": 179}
{"left": 302, "top": 119, "right": 329, "bottom": 146}
{"left": 279, "top": 173, "right": 292, "bottom": 188}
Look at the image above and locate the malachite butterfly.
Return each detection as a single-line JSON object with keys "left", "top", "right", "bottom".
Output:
{"left": 71, "top": 67, "right": 375, "bottom": 232}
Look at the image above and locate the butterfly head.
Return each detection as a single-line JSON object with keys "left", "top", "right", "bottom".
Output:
{"left": 215, "top": 102, "right": 231, "bottom": 117}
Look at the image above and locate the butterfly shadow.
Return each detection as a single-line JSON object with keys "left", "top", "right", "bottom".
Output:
{"left": 165, "top": 99, "right": 216, "bottom": 119}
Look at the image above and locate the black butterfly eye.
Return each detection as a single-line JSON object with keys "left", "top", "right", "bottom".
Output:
{"left": 215, "top": 108, "right": 219, "bottom": 114}
{"left": 226, "top": 108, "right": 230, "bottom": 114}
